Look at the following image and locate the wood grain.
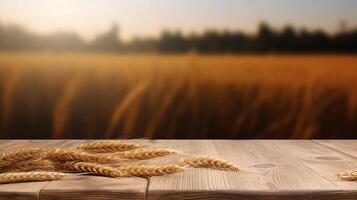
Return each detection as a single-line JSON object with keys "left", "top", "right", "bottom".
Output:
{"left": 316, "top": 140, "right": 357, "bottom": 158}
{"left": 268, "top": 140, "right": 357, "bottom": 190}
{"left": 147, "top": 140, "right": 356, "bottom": 200}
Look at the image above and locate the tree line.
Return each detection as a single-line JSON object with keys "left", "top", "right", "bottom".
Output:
{"left": 1, "top": 22, "right": 357, "bottom": 53}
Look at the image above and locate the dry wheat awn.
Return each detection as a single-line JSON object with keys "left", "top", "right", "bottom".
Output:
{"left": 178, "top": 156, "right": 239, "bottom": 171}
{"left": 60, "top": 161, "right": 124, "bottom": 177}
{"left": 0, "top": 172, "right": 68, "bottom": 184}
{"left": 44, "top": 148, "right": 123, "bottom": 164}
{"left": 76, "top": 141, "right": 142, "bottom": 153}
{"left": 0, "top": 148, "right": 46, "bottom": 168}
{"left": 118, "top": 164, "right": 185, "bottom": 177}
{"left": 114, "top": 148, "right": 179, "bottom": 160}
{"left": 337, "top": 169, "right": 357, "bottom": 181}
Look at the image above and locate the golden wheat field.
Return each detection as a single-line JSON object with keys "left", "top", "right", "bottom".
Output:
{"left": 0, "top": 53, "right": 356, "bottom": 139}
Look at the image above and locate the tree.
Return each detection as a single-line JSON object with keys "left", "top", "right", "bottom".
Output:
{"left": 278, "top": 26, "right": 298, "bottom": 51}
{"left": 255, "top": 22, "right": 277, "bottom": 52}
{"left": 91, "top": 23, "right": 122, "bottom": 52}
{"left": 158, "top": 31, "right": 188, "bottom": 53}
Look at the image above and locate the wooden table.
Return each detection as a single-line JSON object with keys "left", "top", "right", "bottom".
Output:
{"left": 0, "top": 140, "right": 356, "bottom": 200}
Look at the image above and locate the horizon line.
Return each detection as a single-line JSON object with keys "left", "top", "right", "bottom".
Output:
{"left": 0, "top": 20, "right": 355, "bottom": 43}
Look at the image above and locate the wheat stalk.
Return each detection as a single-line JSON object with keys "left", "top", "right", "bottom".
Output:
{"left": 0, "top": 172, "right": 68, "bottom": 184}
{"left": 337, "top": 169, "right": 357, "bottom": 181}
{"left": 118, "top": 164, "right": 185, "bottom": 177}
{"left": 60, "top": 162, "right": 124, "bottom": 177}
{"left": 76, "top": 141, "right": 142, "bottom": 153}
{"left": 177, "top": 156, "right": 239, "bottom": 171}
{"left": 60, "top": 162, "right": 184, "bottom": 178}
{"left": 0, "top": 148, "right": 46, "bottom": 168}
{"left": 114, "top": 148, "right": 179, "bottom": 160}
{"left": 44, "top": 149, "right": 123, "bottom": 164}
{"left": 0, "top": 158, "right": 55, "bottom": 173}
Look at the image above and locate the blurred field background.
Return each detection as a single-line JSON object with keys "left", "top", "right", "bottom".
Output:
{"left": 1, "top": 0, "right": 357, "bottom": 139}
{"left": 0, "top": 53, "right": 356, "bottom": 139}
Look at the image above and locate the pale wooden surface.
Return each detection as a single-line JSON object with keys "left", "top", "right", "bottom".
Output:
{"left": 316, "top": 140, "right": 357, "bottom": 158}
{"left": 148, "top": 140, "right": 357, "bottom": 200}
{"left": 0, "top": 140, "right": 356, "bottom": 200}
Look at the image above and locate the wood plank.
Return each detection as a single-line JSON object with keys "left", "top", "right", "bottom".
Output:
{"left": 0, "top": 140, "right": 75, "bottom": 200}
{"left": 316, "top": 140, "right": 357, "bottom": 158}
{"left": 147, "top": 140, "right": 347, "bottom": 200}
{"left": 0, "top": 140, "right": 39, "bottom": 200}
{"left": 39, "top": 140, "right": 148, "bottom": 200}
{"left": 1, "top": 140, "right": 357, "bottom": 200}
{"left": 268, "top": 140, "right": 357, "bottom": 190}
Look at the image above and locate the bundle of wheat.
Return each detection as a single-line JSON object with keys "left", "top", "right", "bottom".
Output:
{"left": 0, "top": 158, "right": 55, "bottom": 173}
{"left": 0, "top": 148, "right": 46, "bottom": 168}
{"left": 45, "top": 148, "right": 123, "bottom": 164}
{"left": 0, "top": 140, "right": 240, "bottom": 184}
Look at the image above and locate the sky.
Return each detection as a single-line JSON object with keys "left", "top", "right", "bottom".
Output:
{"left": 0, "top": 0, "right": 356, "bottom": 41}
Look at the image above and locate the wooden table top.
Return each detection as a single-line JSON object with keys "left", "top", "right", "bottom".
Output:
{"left": 0, "top": 140, "right": 356, "bottom": 200}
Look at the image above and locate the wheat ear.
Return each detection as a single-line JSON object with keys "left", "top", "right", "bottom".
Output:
{"left": 60, "top": 162, "right": 124, "bottom": 177}
{"left": 44, "top": 149, "right": 123, "bottom": 164}
{"left": 118, "top": 164, "right": 185, "bottom": 177}
{"left": 114, "top": 148, "right": 179, "bottom": 160}
{"left": 177, "top": 157, "right": 239, "bottom": 171}
{"left": 0, "top": 172, "right": 68, "bottom": 184}
{"left": 337, "top": 169, "right": 357, "bottom": 181}
{"left": 76, "top": 141, "right": 142, "bottom": 153}
{"left": 0, "top": 158, "right": 55, "bottom": 173}
{"left": 0, "top": 148, "right": 46, "bottom": 168}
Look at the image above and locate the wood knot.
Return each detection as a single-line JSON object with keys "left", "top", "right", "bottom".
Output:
{"left": 253, "top": 164, "right": 275, "bottom": 168}
{"left": 316, "top": 156, "right": 340, "bottom": 160}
